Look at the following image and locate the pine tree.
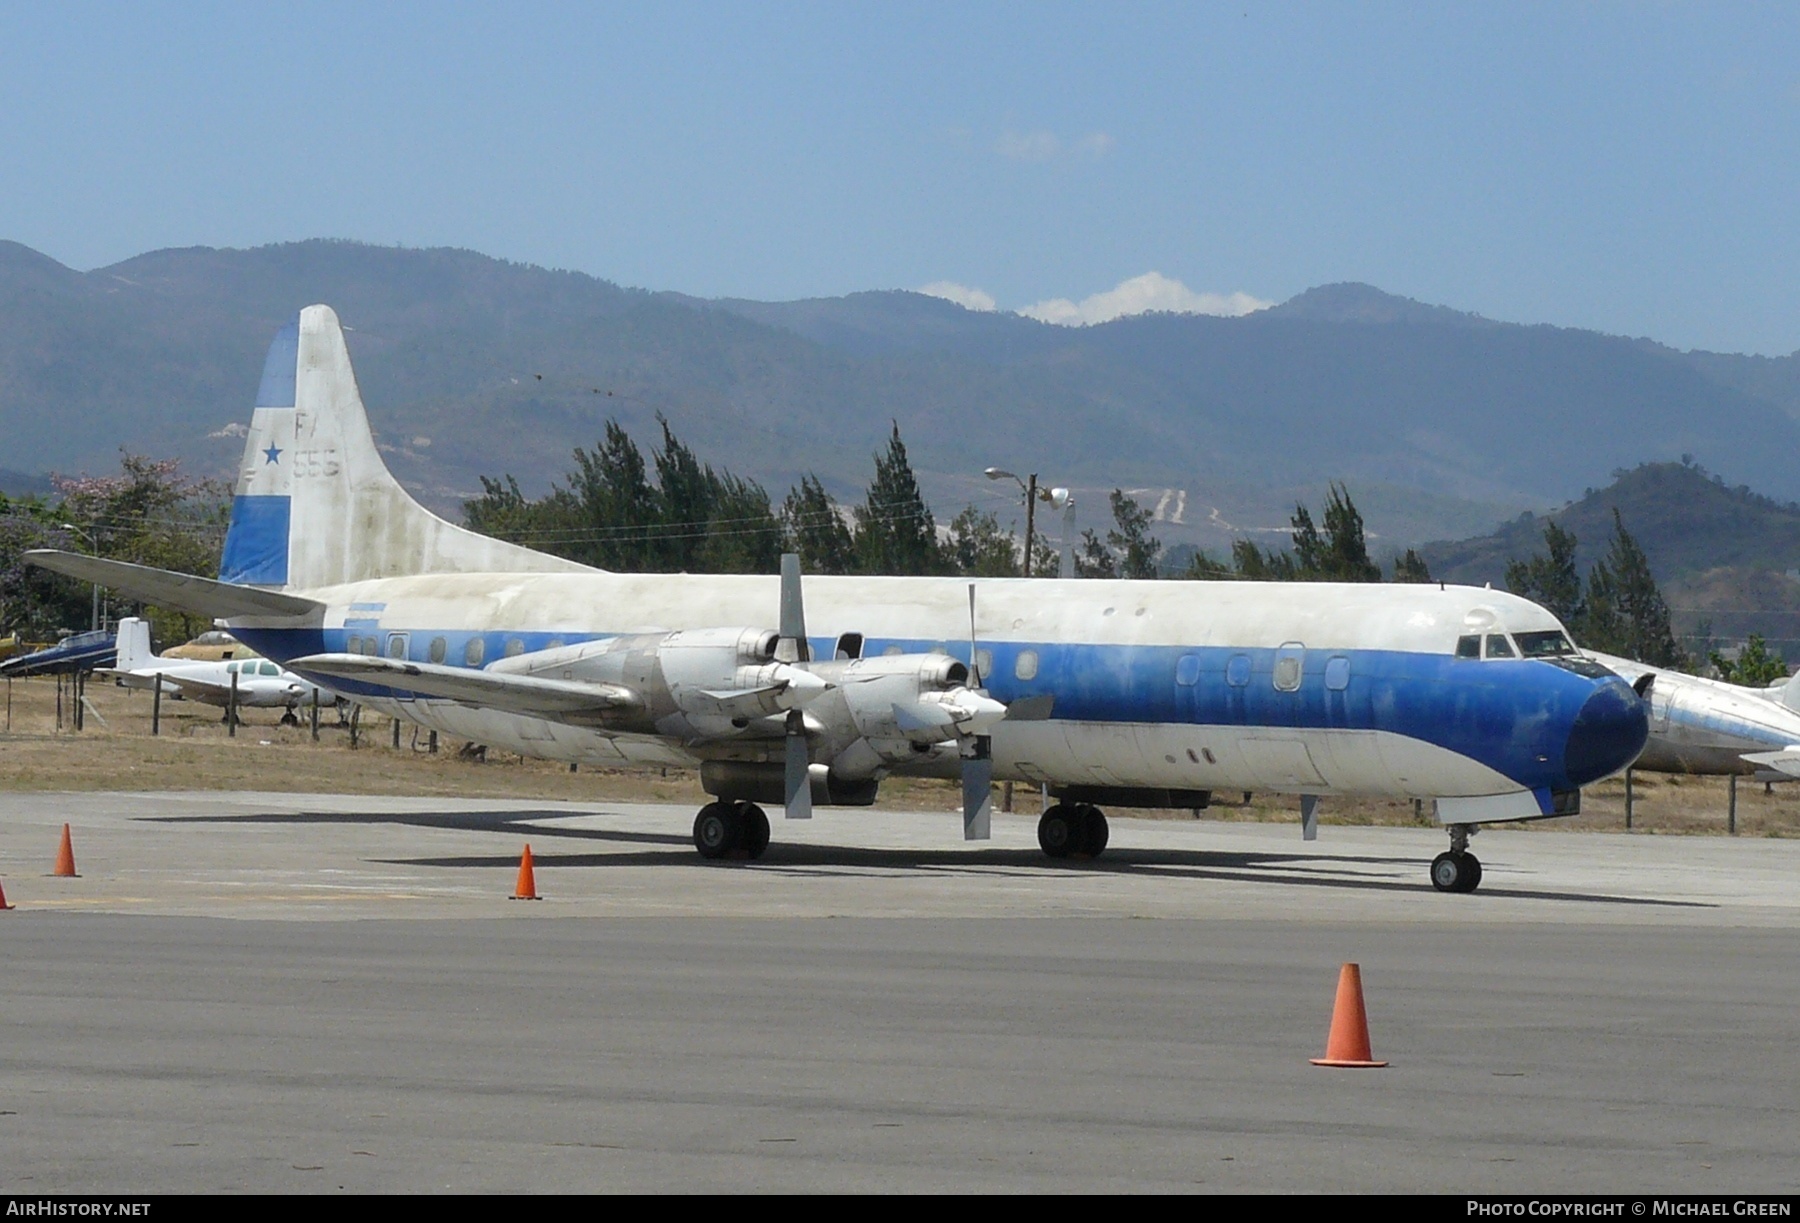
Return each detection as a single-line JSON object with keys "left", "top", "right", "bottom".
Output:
{"left": 1711, "top": 634, "right": 1789, "bottom": 686}
{"left": 1074, "top": 528, "right": 1117, "bottom": 578}
{"left": 854, "top": 423, "right": 943, "bottom": 575}
{"left": 696, "top": 472, "right": 783, "bottom": 574}
{"left": 948, "top": 506, "right": 1021, "bottom": 577}
{"left": 1391, "top": 549, "right": 1433, "bottom": 583}
{"left": 567, "top": 422, "right": 659, "bottom": 571}
{"left": 1296, "top": 484, "right": 1379, "bottom": 580}
{"left": 1599, "top": 508, "right": 1684, "bottom": 667}
{"left": 1107, "top": 490, "right": 1162, "bottom": 579}
{"left": 651, "top": 415, "right": 716, "bottom": 572}
{"left": 781, "top": 474, "right": 857, "bottom": 575}
{"left": 1505, "top": 521, "right": 1584, "bottom": 626}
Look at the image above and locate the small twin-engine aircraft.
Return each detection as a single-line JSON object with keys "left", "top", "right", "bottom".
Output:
{"left": 98, "top": 617, "right": 342, "bottom": 723}
{"left": 27, "top": 306, "right": 1650, "bottom": 892}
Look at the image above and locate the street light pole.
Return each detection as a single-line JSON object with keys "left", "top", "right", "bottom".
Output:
{"left": 1023, "top": 473, "right": 1039, "bottom": 577}
{"left": 985, "top": 468, "right": 1074, "bottom": 579}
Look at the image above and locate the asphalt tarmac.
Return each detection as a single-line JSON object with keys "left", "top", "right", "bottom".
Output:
{"left": 1, "top": 792, "right": 1797, "bottom": 1193}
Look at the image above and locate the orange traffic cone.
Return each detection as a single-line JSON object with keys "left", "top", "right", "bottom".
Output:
{"left": 0, "top": 878, "right": 14, "bottom": 910}
{"left": 53, "top": 824, "right": 78, "bottom": 878}
{"left": 1310, "top": 962, "right": 1388, "bottom": 1068}
{"left": 511, "top": 843, "right": 540, "bottom": 900}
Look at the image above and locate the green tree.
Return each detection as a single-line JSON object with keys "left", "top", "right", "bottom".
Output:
{"left": 696, "top": 472, "right": 784, "bottom": 574}
{"left": 1072, "top": 490, "right": 1162, "bottom": 579}
{"left": 1584, "top": 509, "right": 1684, "bottom": 667}
{"left": 0, "top": 497, "right": 89, "bottom": 639}
{"left": 651, "top": 415, "right": 716, "bottom": 572}
{"left": 781, "top": 475, "right": 857, "bottom": 575}
{"left": 1074, "top": 529, "right": 1117, "bottom": 578}
{"left": 1289, "top": 484, "right": 1381, "bottom": 581}
{"left": 1230, "top": 537, "right": 1286, "bottom": 580}
{"left": 948, "top": 506, "right": 1020, "bottom": 577}
{"left": 1227, "top": 484, "right": 1379, "bottom": 581}
{"left": 1169, "top": 546, "right": 1234, "bottom": 579}
{"left": 1711, "top": 634, "right": 1789, "bottom": 686}
{"left": 1391, "top": 549, "right": 1433, "bottom": 583}
{"left": 854, "top": 423, "right": 943, "bottom": 575}
{"left": 463, "top": 475, "right": 540, "bottom": 543}
{"left": 566, "top": 422, "right": 660, "bottom": 570}
{"left": 1505, "top": 521, "right": 1584, "bottom": 625}
{"left": 1108, "top": 490, "right": 1162, "bottom": 579}
{"left": 52, "top": 454, "right": 229, "bottom": 644}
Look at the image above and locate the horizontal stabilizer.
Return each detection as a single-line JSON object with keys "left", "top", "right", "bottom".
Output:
{"left": 292, "top": 653, "right": 640, "bottom": 725}
{"left": 24, "top": 551, "right": 322, "bottom": 620}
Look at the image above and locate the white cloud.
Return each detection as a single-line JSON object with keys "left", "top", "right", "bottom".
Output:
{"left": 997, "top": 129, "right": 1061, "bottom": 162}
{"left": 995, "top": 128, "right": 1114, "bottom": 163}
{"left": 1019, "top": 272, "right": 1272, "bottom": 326}
{"left": 918, "top": 281, "right": 997, "bottom": 312}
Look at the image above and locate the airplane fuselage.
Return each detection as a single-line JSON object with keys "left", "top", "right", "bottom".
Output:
{"left": 1589, "top": 651, "right": 1800, "bottom": 775}
{"left": 231, "top": 570, "right": 1646, "bottom": 813}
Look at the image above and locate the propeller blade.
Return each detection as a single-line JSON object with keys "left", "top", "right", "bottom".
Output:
{"left": 778, "top": 553, "right": 810, "bottom": 663}
{"left": 968, "top": 583, "right": 980, "bottom": 688}
{"left": 784, "top": 708, "right": 812, "bottom": 820}
{"left": 961, "top": 735, "right": 993, "bottom": 840}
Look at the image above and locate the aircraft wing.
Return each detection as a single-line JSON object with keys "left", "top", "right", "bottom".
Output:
{"left": 1741, "top": 747, "right": 1800, "bottom": 778}
{"left": 23, "top": 551, "right": 322, "bottom": 620}
{"left": 291, "top": 654, "right": 641, "bottom": 726}
{"left": 156, "top": 674, "right": 241, "bottom": 704}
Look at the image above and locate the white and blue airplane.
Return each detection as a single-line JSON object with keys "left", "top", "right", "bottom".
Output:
{"left": 27, "top": 306, "right": 1650, "bottom": 893}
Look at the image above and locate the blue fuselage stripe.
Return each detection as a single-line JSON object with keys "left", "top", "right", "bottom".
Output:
{"left": 231, "top": 625, "right": 1623, "bottom": 794}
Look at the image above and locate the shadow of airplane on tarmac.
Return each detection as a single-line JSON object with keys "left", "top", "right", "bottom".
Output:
{"left": 139, "top": 806, "right": 1713, "bottom": 909}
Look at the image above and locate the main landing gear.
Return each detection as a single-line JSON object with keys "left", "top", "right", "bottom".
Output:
{"left": 1430, "top": 823, "right": 1482, "bottom": 893}
{"left": 1038, "top": 803, "right": 1109, "bottom": 860}
{"left": 693, "top": 800, "right": 772, "bottom": 861}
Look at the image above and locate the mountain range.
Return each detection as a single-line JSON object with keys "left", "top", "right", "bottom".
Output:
{"left": 3, "top": 238, "right": 1797, "bottom": 557}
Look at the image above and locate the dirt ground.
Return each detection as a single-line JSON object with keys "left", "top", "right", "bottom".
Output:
{"left": 2, "top": 674, "right": 1794, "bottom": 837}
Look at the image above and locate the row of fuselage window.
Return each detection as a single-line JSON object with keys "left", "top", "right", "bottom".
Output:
{"left": 343, "top": 634, "right": 553, "bottom": 668}
{"left": 338, "top": 632, "right": 1334, "bottom": 696}
{"left": 338, "top": 630, "right": 1567, "bottom": 691}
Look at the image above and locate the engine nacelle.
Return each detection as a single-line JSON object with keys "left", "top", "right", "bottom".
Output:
{"left": 489, "top": 626, "right": 820, "bottom": 733}
{"left": 797, "top": 652, "right": 1005, "bottom": 778}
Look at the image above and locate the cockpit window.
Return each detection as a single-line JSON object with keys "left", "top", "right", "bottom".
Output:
{"left": 1515, "top": 630, "right": 1577, "bottom": 659}
{"left": 1485, "top": 634, "right": 1516, "bottom": 659}
{"left": 1455, "top": 635, "right": 1481, "bottom": 659}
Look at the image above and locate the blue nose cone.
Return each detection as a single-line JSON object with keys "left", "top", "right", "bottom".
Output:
{"left": 1563, "top": 678, "right": 1650, "bottom": 786}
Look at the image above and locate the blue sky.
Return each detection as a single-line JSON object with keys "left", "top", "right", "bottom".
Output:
{"left": 3, "top": 2, "right": 1797, "bottom": 353}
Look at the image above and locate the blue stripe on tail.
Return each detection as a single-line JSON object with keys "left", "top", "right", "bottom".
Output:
{"left": 255, "top": 320, "right": 300, "bottom": 408}
{"left": 218, "top": 495, "right": 290, "bottom": 584}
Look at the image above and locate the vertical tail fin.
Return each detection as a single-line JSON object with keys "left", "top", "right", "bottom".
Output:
{"left": 218, "top": 305, "right": 595, "bottom": 590}
{"left": 113, "top": 617, "right": 154, "bottom": 672}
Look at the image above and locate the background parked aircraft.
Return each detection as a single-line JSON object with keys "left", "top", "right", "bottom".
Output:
{"left": 98, "top": 617, "right": 342, "bottom": 724}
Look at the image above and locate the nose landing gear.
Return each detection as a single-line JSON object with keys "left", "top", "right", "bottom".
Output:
{"left": 1431, "top": 823, "right": 1482, "bottom": 893}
